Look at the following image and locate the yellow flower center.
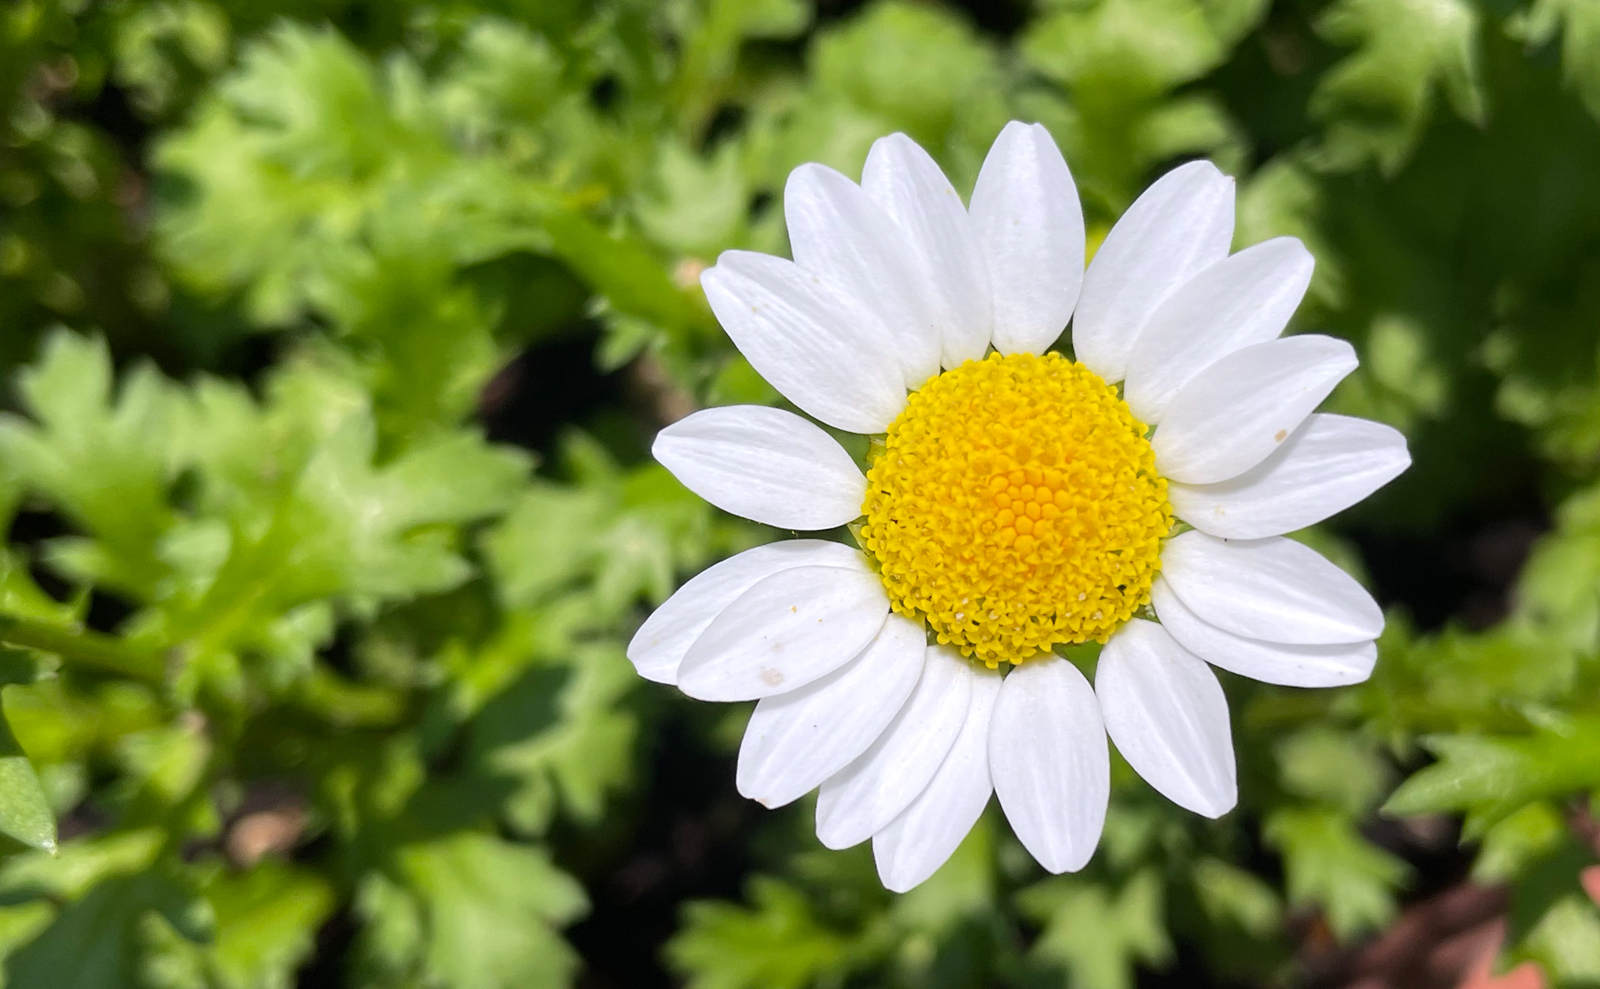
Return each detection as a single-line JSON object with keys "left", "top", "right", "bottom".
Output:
{"left": 858, "top": 352, "right": 1172, "bottom": 668}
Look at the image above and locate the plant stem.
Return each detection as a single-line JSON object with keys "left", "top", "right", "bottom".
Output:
{"left": 0, "top": 615, "right": 165, "bottom": 684}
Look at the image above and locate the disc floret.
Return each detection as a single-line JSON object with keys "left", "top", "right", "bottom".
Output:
{"left": 859, "top": 352, "right": 1172, "bottom": 667}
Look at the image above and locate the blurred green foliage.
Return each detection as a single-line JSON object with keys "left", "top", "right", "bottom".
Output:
{"left": 5, "top": 0, "right": 1600, "bottom": 986}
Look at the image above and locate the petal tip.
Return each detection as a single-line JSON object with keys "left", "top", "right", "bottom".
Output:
{"left": 1194, "top": 790, "right": 1239, "bottom": 819}
{"left": 814, "top": 823, "right": 860, "bottom": 852}
{"left": 874, "top": 853, "right": 926, "bottom": 894}
{"left": 1037, "top": 845, "right": 1095, "bottom": 875}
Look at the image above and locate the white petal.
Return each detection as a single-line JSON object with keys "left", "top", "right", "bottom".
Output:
{"left": 1073, "top": 161, "right": 1234, "bottom": 382}
{"left": 1096, "top": 620, "right": 1236, "bottom": 818}
{"left": 969, "top": 121, "right": 1085, "bottom": 357}
{"left": 702, "top": 251, "right": 905, "bottom": 433}
{"left": 678, "top": 564, "right": 889, "bottom": 701}
{"left": 1160, "top": 530, "right": 1384, "bottom": 645}
{"left": 627, "top": 540, "right": 863, "bottom": 684}
{"left": 736, "top": 614, "right": 926, "bottom": 809}
{"left": 873, "top": 668, "right": 1003, "bottom": 893}
{"left": 785, "top": 164, "right": 941, "bottom": 387}
{"left": 1151, "top": 577, "right": 1376, "bottom": 687}
{"left": 989, "top": 659, "right": 1108, "bottom": 874}
{"left": 816, "top": 646, "right": 971, "bottom": 850}
{"left": 1169, "top": 413, "right": 1409, "bottom": 539}
{"left": 1152, "top": 334, "right": 1358, "bottom": 484}
{"left": 862, "top": 133, "right": 993, "bottom": 369}
{"left": 652, "top": 406, "right": 866, "bottom": 530}
{"left": 1124, "top": 237, "right": 1314, "bottom": 423}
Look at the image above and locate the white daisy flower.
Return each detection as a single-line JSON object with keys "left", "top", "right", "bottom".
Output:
{"left": 627, "top": 121, "right": 1410, "bottom": 892}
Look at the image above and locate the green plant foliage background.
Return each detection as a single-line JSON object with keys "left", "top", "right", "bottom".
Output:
{"left": 4, "top": 0, "right": 1600, "bottom": 986}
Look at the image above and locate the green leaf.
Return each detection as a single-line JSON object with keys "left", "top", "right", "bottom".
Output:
{"left": 303, "top": 232, "right": 505, "bottom": 445}
{"left": 534, "top": 200, "right": 708, "bottom": 335}
{"left": 0, "top": 550, "right": 80, "bottom": 629}
{"left": 1474, "top": 802, "right": 1568, "bottom": 882}
{"left": 482, "top": 482, "right": 611, "bottom": 609}
{"left": 157, "top": 17, "right": 706, "bottom": 393}
{"left": 1132, "top": 93, "right": 1241, "bottom": 170}
{"left": 802, "top": 0, "right": 1006, "bottom": 177}
{"left": 351, "top": 873, "right": 424, "bottom": 987}
{"left": 1015, "top": 0, "right": 1262, "bottom": 205}
{"left": 1264, "top": 807, "right": 1409, "bottom": 940}
{"left": 0, "top": 709, "right": 54, "bottom": 852}
{"left": 1198, "top": 0, "right": 1273, "bottom": 47}
{"left": 1016, "top": 869, "right": 1172, "bottom": 989}
{"left": 153, "top": 363, "right": 528, "bottom": 672}
{"left": 482, "top": 439, "right": 744, "bottom": 619}
{"left": 1190, "top": 858, "right": 1283, "bottom": 939}
{"left": 0, "top": 331, "right": 533, "bottom": 688}
{"left": 1519, "top": 894, "right": 1600, "bottom": 981}
{"left": 433, "top": 19, "right": 567, "bottom": 144}
{"left": 1354, "top": 621, "right": 1576, "bottom": 739}
{"left": 1384, "top": 718, "right": 1600, "bottom": 835}
{"left": 0, "top": 829, "right": 164, "bottom": 900}
{"left": 670, "top": 0, "right": 812, "bottom": 130}
{"left": 668, "top": 877, "right": 854, "bottom": 989}
{"left": 0, "top": 331, "right": 180, "bottom": 596}
{"left": 110, "top": 722, "right": 211, "bottom": 828}
{"left": 1510, "top": 0, "right": 1600, "bottom": 120}
{"left": 148, "top": 863, "right": 332, "bottom": 989}
{"left": 0, "top": 832, "right": 212, "bottom": 989}
{"left": 0, "top": 903, "right": 54, "bottom": 961}
{"left": 467, "top": 639, "right": 637, "bottom": 835}
{"left": 371, "top": 831, "right": 589, "bottom": 989}
{"left": 1310, "top": 0, "right": 1486, "bottom": 174}
{"left": 2, "top": 680, "right": 166, "bottom": 774}
{"left": 1364, "top": 314, "right": 1451, "bottom": 425}
{"left": 1486, "top": 822, "right": 1600, "bottom": 980}
{"left": 1517, "top": 481, "right": 1600, "bottom": 652}
{"left": 1020, "top": 0, "right": 1240, "bottom": 96}
{"left": 111, "top": 0, "right": 231, "bottom": 117}
{"left": 634, "top": 139, "right": 751, "bottom": 258}
{"left": 203, "top": 864, "right": 335, "bottom": 989}
{"left": 1275, "top": 727, "right": 1390, "bottom": 815}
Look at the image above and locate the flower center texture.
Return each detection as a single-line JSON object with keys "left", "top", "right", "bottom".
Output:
{"left": 859, "top": 352, "right": 1173, "bottom": 668}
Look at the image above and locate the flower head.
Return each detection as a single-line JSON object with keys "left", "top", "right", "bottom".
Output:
{"left": 630, "top": 122, "right": 1410, "bottom": 892}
